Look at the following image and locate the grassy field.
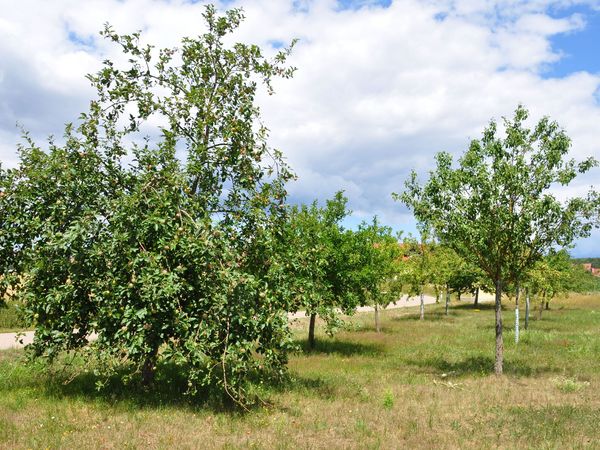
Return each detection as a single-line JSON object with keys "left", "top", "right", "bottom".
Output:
{"left": 1, "top": 294, "right": 599, "bottom": 449}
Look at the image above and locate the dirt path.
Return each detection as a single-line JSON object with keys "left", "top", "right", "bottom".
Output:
{"left": 288, "top": 293, "right": 440, "bottom": 320}
{"left": 0, "top": 330, "right": 34, "bottom": 350}
{"left": 0, "top": 293, "right": 493, "bottom": 350}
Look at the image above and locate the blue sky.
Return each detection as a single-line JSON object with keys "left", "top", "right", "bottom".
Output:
{"left": 0, "top": 0, "right": 599, "bottom": 256}
{"left": 547, "top": 4, "right": 600, "bottom": 77}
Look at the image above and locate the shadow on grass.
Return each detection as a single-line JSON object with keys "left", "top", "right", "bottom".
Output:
{"left": 43, "top": 361, "right": 237, "bottom": 412}
{"left": 406, "top": 355, "right": 556, "bottom": 377}
{"left": 296, "top": 338, "right": 384, "bottom": 357}
{"left": 0, "top": 352, "right": 342, "bottom": 414}
{"left": 393, "top": 311, "right": 459, "bottom": 321}
{"left": 268, "top": 373, "right": 338, "bottom": 401}
{"left": 451, "top": 303, "right": 497, "bottom": 311}
{"left": 51, "top": 362, "right": 347, "bottom": 412}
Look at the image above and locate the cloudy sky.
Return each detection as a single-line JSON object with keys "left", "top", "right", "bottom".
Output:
{"left": 1, "top": 0, "right": 599, "bottom": 255}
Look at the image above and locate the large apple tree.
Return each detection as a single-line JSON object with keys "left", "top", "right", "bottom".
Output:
{"left": 1, "top": 6, "right": 297, "bottom": 404}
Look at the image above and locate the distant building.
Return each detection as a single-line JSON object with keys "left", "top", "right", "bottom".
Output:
{"left": 582, "top": 263, "right": 600, "bottom": 277}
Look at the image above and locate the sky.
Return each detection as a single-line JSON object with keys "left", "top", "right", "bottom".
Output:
{"left": 0, "top": 0, "right": 599, "bottom": 256}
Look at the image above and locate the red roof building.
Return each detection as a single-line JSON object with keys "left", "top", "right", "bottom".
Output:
{"left": 582, "top": 263, "right": 600, "bottom": 277}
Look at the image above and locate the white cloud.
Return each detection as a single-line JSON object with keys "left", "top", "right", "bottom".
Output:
{"left": 0, "top": 0, "right": 599, "bottom": 255}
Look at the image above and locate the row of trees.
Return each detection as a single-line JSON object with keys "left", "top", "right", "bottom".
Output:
{"left": 399, "top": 106, "right": 600, "bottom": 374}
{"left": 1, "top": 5, "right": 599, "bottom": 403}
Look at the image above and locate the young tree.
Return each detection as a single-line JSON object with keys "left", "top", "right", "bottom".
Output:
{"left": 354, "top": 217, "right": 403, "bottom": 332}
{"left": 398, "top": 106, "right": 600, "bottom": 374}
{"left": 424, "top": 244, "right": 455, "bottom": 315}
{"left": 447, "top": 257, "right": 484, "bottom": 303}
{"left": 280, "top": 192, "right": 363, "bottom": 348}
{"left": 398, "top": 235, "right": 433, "bottom": 320}
{"left": 525, "top": 250, "right": 590, "bottom": 322}
{"left": 430, "top": 246, "right": 486, "bottom": 314}
{"left": 2, "top": 6, "right": 297, "bottom": 404}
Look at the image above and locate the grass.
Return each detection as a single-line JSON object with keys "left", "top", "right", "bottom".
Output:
{"left": 1, "top": 294, "right": 599, "bottom": 449}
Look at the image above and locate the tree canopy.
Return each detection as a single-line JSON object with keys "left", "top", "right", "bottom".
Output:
{"left": 354, "top": 217, "right": 403, "bottom": 331}
{"left": 280, "top": 191, "right": 364, "bottom": 347}
{"left": 398, "top": 105, "right": 600, "bottom": 374}
{"left": 0, "top": 6, "right": 297, "bottom": 404}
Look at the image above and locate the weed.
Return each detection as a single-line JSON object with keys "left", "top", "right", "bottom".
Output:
{"left": 382, "top": 390, "right": 394, "bottom": 409}
{"left": 552, "top": 376, "right": 590, "bottom": 393}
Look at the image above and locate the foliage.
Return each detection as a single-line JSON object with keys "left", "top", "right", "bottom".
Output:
{"left": 354, "top": 217, "right": 403, "bottom": 309}
{"left": 524, "top": 250, "right": 600, "bottom": 314}
{"left": 568, "top": 264, "right": 600, "bottom": 292}
{"left": 397, "top": 236, "right": 432, "bottom": 297}
{"left": 424, "top": 244, "right": 484, "bottom": 301}
{"left": 525, "top": 250, "right": 573, "bottom": 300}
{"left": 398, "top": 105, "right": 600, "bottom": 373}
{"left": 1, "top": 6, "right": 297, "bottom": 404}
{"left": 446, "top": 256, "right": 485, "bottom": 300}
{"left": 280, "top": 192, "right": 363, "bottom": 340}
{"left": 425, "top": 244, "right": 455, "bottom": 301}
{"left": 571, "top": 257, "right": 600, "bottom": 268}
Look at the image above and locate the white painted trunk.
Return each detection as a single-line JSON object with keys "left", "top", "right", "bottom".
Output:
{"left": 525, "top": 290, "right": 530, "bottom": 330}
{"left": 515, "top": 285, "right": 520, "bottom": 344}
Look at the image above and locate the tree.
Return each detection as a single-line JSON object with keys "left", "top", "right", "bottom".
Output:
{"left": 398, "top": 235, "right": 433, "bottom": 320}
{"left": 428, "top": 245, "right": 484, "bottom": 315}
{"left": 281, "top": 192, "right": 363, "bottom": 348}
{"left": 524, "top": 250, "right": 571, "bottom": 321}
{"left": 447, "top": 257, "right": 483, "bottom": 303}
{"left": 1, "top": 6, "right": 297, "bottom": 404}
{"left": 568, "top": 262, "right": 600, "bottom": 293}
{"left": 398, "top": 105, "right": 600, "bottom": 374}
{"left": 0, "top": 164, "right": 10, "bottom": 308}
{"left": 525, "top": 249, "right": 599, "bottom": 324}
{"left": 354, "top": 217, "right": 403, "bottom": 332}
{"left": 427, "top": 244, "right": 452, "bottom": 308}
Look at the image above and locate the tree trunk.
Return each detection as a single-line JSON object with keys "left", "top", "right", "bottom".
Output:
{"left": 474, "top": 287, "right": 479, "bottom": 307}
{"left": 308, "top": 313, "right": 316, "bottom": 349}
{"left": 375, "top": 303, "right": 381, "bottom": 333}
{"left": 445, "top": 288, "right": 450, "bottom": 316}
{"left": 141, "top": 348, "right": 158, "bottom": 387}
{"left": 514, "top": 285, "right": 520, "bottom": 344}
{"left": 525, "top": 289, "right": 530, "bottom": 330}
{"left": 457, "top": 292, "right": 461, "bottom": 301}
{"left": 545, "top": 300, "right": 550, "bottom": 310}
{"left": 436, "top": 292, "right": 440, "bottom": 304}
{"left": 420, "top": 292, "right": 425, "bottom": 320}
{"left": 494, "top": 279, "right": 504, "bottom": 375}
{"left": 538, "top": 291, "right": 545, "bottom": 320}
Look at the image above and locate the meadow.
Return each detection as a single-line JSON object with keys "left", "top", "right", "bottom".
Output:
{"left": 1, "top": 294, "right": 599, "bottom": 449}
